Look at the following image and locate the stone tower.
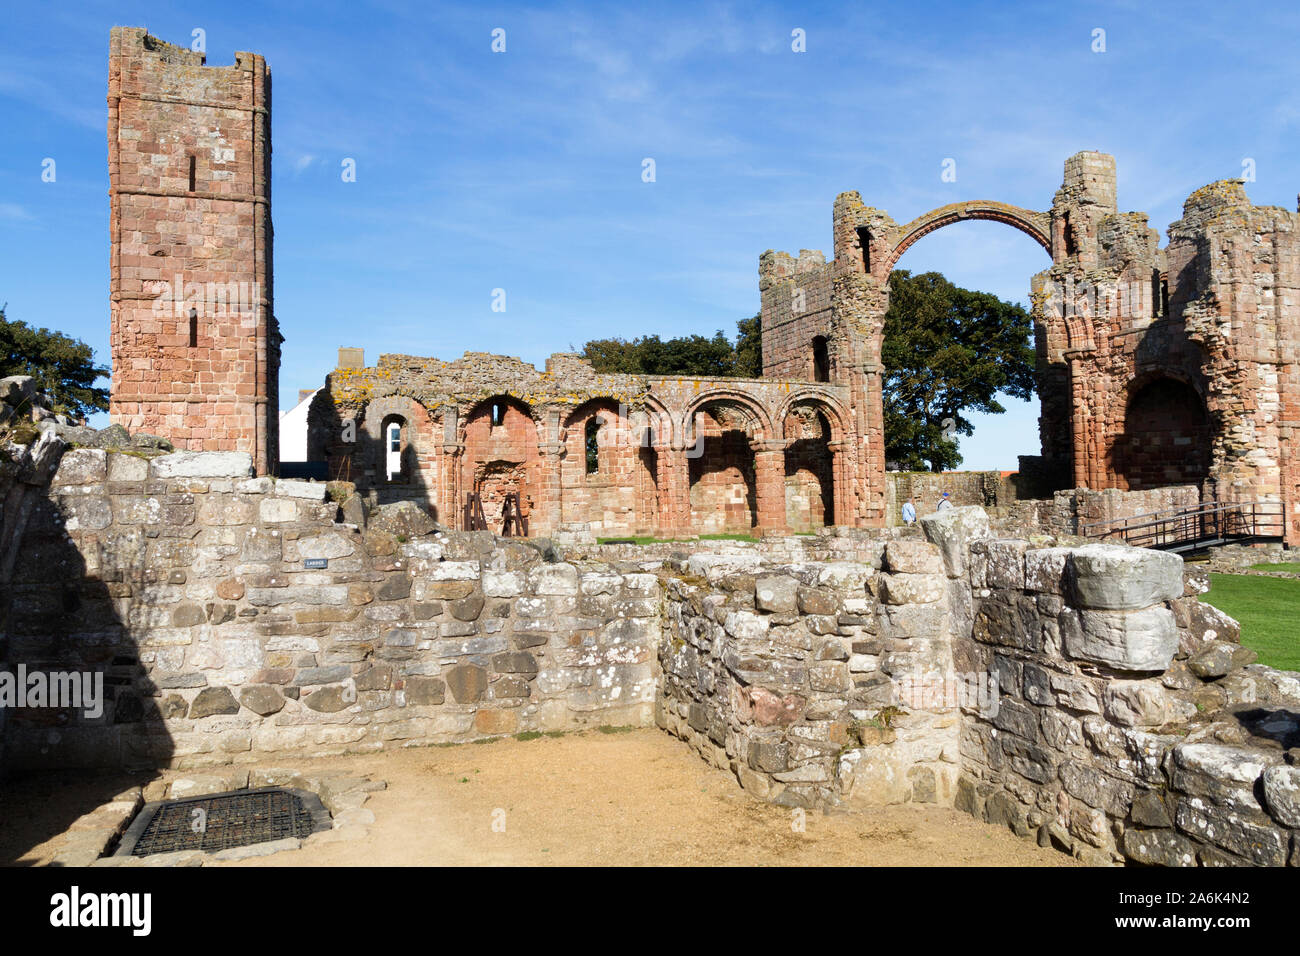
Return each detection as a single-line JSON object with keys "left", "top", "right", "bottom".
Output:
{"left": 107, "top": 27, "right": 279, "bottom": 473}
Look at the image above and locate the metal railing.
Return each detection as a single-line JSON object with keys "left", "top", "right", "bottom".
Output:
{"left": 1081, "top": 499, "right": 1285, "bottom": 552}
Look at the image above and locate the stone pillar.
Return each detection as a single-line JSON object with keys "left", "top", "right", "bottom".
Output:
{"left": 537, "top": 441, "right": 565, "bottom": 536}
{"left": 1067, "top": 353, "right": 1093, "bottom": 489}
{"left": 441, "top": 443, "right": 463, "bottom": 528}
{"left": 860, "top": 364, "right": 887, "bottom": 525}
{"left": 655, "top": 442, "right": 690, "bottom": 538}
{"left": 752, "top": 439, "right": 788, "bottom": 533}
{"left": 827, "top": 439, "right": 846, "bottom": 528}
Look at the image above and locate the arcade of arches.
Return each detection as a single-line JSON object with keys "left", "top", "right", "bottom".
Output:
{"left": 311, "top": 152, "right": 1300, "bottom": 546}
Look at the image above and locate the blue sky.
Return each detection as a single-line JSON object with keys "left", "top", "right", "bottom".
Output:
{"left": 4, "top": 1, "right": 1299, "bottom": 469}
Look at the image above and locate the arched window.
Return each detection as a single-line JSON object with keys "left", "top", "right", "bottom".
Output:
{"left": 812, "top": 336, "right": 830, "bottom": 383}
{"left": 491, "top": 402, "right": 504, "bottom": 427}
{"left": 188, "top": 307, "right": 198, "bottom": 348}
{"left": 585, "top": 416, "right": 601, "bottom": 474}
{"left": 383, "top": 417, "right": 405, "bottom": 482}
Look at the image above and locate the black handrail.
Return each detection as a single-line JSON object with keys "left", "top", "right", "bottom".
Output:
{"left": 1082, "top": 499, "right": 1285, "bottom": 551}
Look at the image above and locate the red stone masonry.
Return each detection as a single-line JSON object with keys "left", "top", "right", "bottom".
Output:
{"left": 108, "top": 28, "right": 279, "bottom": 473}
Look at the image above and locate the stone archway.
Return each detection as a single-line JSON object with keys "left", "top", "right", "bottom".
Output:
{"left": 683, "top": 396, "right": 770, "bottom": 534}
{"left": 1112, "top": 376, "right": 1211, "bottom": 491}
{"left": 878, "top": 201, "right": 1052, "bottom": 277}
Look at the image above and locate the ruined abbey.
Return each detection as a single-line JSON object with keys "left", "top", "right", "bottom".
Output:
{"left": 102, "top": 30, "right": 1300, "bottom": 548}
{"left": 2, "top": 28, "right": 1299, "bottom": 869}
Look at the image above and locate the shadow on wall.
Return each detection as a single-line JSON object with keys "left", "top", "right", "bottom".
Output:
{"left": 309, "top": 387, "right": 439, "bottom": 519}
{"left": 0, "top": 436, "right": 171, "bottom": 863}
{"left": 1111, "top": 376, "right": 1211, "bottom": 492}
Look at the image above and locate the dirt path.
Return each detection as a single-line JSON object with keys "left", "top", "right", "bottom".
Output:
{"left": 226, "top": 729, "right": 1073, "bottom": 867}
{"left": 2, "top": 728, "right": 1075, "bottom": 867}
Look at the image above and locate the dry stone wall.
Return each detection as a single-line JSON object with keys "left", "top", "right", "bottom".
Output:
{"left": 925, "top": 507, "right": 1300, "bottom": 867}
{"left": 657, "top": 541, "right": 962, "bottom": 809}
{"left": 2, "top": 446, "right": 657, "bottom": 770}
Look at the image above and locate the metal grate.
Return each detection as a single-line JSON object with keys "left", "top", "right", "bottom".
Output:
{"left": 119, "top": 787, "right": 330, "bottom": 857}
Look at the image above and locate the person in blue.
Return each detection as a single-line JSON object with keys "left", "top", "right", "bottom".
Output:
{"left": 936, "top": 491, "right": 953, "bottom": 512}
{"left": 901, "top": 496, "right": 917, "bottom": 524}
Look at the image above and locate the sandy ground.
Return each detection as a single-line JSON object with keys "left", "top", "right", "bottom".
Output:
{"left": 2, "top": 728, "right": 1075, "bottom": 867}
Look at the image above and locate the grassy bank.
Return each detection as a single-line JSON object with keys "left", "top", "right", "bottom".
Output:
{"left": 1201, "top": 573, "right": 1300, "bottom": 671}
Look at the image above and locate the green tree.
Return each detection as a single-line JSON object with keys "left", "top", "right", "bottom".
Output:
{"left": 581, "top": 318, "right": 759, "bottom": 378}
{"left": 882, "top": 270, "right": 1036, "bottom": 472}
{"left": 0, "top": 304, "right": 110, "bottom": 420}
{"left": 733, "top": 314, "right": 762, "bottom": 378}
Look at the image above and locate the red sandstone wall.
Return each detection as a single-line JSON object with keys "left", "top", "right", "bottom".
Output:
{"left": 108, "top": 28, "right": 278, "bottom": 473}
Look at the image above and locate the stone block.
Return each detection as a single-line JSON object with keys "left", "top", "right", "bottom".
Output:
{"left": 754, "top": 573, "right": 799, "bottom": 613}
{"left": 1102, "top": 680, "right": 1171, "bottom": 727}
{"left": 985, "top": 539, "right": 1029, "bottom": 590}
{"left": 878, "top": 572, "right": 946, "bottom": 606}
{"left": 918, "top": 505, "right": 991, "bottom": 578}
{"left": 151, "top": 451, "right": 253, "bottom": 478}
{"left": 883, "top": 540, "right": 944, "bottom": 575}
{"left": 1066, "top": 607, "right": 1178, "bottom": 672}
{"left": 1067, "top": 544, "right": 1183, "bottom": 610}
{"left": 1262, "top": 765, "right": 1300, "bottom": 827}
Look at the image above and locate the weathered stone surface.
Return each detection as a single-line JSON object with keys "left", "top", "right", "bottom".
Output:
{"left": 984, "top": 539, "right": 1029, "bottom": 590}
{"left": 239, "top": 685, "right": 285, "bottom": 716}
{"left": 405, "top": 676, "right": 446, "bottom": 706}
{"left": 1024, "top": 547, "right": 1071, "bottom": 594}
{"left": 445, "top": 664, "right": 489, "bottom": 703}
{"left": 1121, "top": 828, "right": 1197, "bottom": 867}
{"left": 1262, "top": 765, "right": 1300, "bottom": 827}
{"left": 1103, "top": 681, "right": 1170, "bottom": 728}
{"left": 883, "top": 540, "right": 944, "bottom": 575}
{"left": 1175, "top": 798, "right": 1288, "bottom": 866}
{"left": 1187, "top": 640, "right": 1257, "bottom": 679}
{"left": 919, "top": 505, "right": 991, "bottom": 578}
{"left": 302, "top": 685, "right": 354, "bottom": 713}
{"left": 1170, "top": 743, "right": 1275, "bottom": 812}
{"left": 1068, "top": 544, "right": 1183, "bottom": 610}
{"left": 754, "top": 574, "right": 799, "bottom": 613}
{"left": 151, "top": 451, "right": 253, "bottom": 479}
{"left": 189, "top": 687, "right": 240, "bottom": 718}
{"left": 1066, "top": 607, "right": 1178, "bottom": 672}
{"left": 368, "top": 500, "right": 437, "bottom": 538}
{"left": 878, "top": 572, "right": 946, "bottom": 605}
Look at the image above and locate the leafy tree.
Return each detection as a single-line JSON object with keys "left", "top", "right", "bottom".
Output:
{"left": 882, "top": 270, "right": 1036, "bottom": 472}
{"left": 582, "top": 318, "right": 759, "bottom": 378}
{"left": 733, "top": 314, "right": 762, "bottom": 378}
{"left": 0, "top": 304, "right": 110, "bottom": 420}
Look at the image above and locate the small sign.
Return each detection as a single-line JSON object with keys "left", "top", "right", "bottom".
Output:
{"left": 304, "top": 558, "right": 328, "bottom": 569}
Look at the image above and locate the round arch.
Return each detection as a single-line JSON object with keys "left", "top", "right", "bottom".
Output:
{"left": 773, "top": 389, "right": 851, "bottom": 444}
{"left": 1113, "top": 374, "right": 1211, "bottom": 491}
{"left": 682, "top": 389, "right": 775, "bottom": 443}
{"left": 882, "top": 201, "right": 1052, "bottom": 275}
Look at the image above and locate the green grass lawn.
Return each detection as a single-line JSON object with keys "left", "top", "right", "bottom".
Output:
{"left": 1202, "top": 573, "right": 1300, "bottom": 671}
{"left": 1249, "top": 562, "right": 1300, "bottom": 573}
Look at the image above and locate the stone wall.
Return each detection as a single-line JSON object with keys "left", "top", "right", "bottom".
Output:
{"left": 655, "top": 505, "right": 1300, "bottom": 866}
{"left": 656, "top": 541, "right": 962, "bottom": 809}
{"left": 924, "top": 507, "right": 1300, "bottom": 866}
{"left": 313, "top": 349, "right": 854, "bottom": 540}
{"left": 8, "top": 437, "right": 1299, "bottom": 864}
{"left": 2, "top": 446, "right": 657, "bottom": 771}
{"left": 885, "top": 471, "right": 1012, "bottom": 525}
